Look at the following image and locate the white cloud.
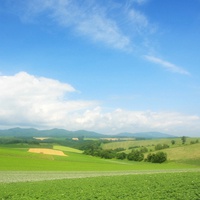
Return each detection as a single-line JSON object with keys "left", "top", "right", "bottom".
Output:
{"left": 0, "top": 72, "right": 199, "bottom": 136}
{"left": 144, "top": 55, "right": 190, "bottom": 75}
{"left": 70, "top": 108, "right": 200, "bottom": 136}
{"left": 0, "top": 72, "right": 96, "bottom": 128}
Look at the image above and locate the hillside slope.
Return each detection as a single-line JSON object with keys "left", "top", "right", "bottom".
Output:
{"left": 161, "top": 143, "right": 200, "bottom": 161}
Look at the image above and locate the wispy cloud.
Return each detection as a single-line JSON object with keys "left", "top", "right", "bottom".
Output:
{"left": 9, "top": 0, "right": 131, "bottom": 51}
{"left": 7, "top": 0, "right": 156, "bottom": 51}
{"left": 131, "top": 0, "right": 149, "bottom": 5}
{"left": 6, "top": 1, "right": 190, "bottom": 75}
{"left": 144, "top": 55, "right": 190, "bottom": 75}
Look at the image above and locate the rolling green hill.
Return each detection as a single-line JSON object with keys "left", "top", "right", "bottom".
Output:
{"left": 0, "top": 128, "right": 104, "bottom": 138}
{"left": 161, "top": 143, "right": 200, "bottom": 161}
{"left": 0, "top": 127, "right": 176, "bottom": 139}
{"left": 102, "top": 137, "right": 200, "bottom": 165}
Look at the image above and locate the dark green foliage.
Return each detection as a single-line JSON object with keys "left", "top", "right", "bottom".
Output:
{"left": 113, "top": 147, "right": 126, "bottom": 152}
{"left": 171, "top": 140, "right": 176, "bottom": 145}
{"left": 190, "top": 139, "right": 199, "bottom": 144}
{"left": 140, "top": 146, "right": 148, "bottom": 153}
{"left": 127, "top": 150, "right": 144, "bottom": 161}
{"left": 83, "top": 141, "right": 127, "bottom": 159}
{"left": 0, "top": 137, "right": 40, "bottom": 145}
{"left": 155, "top": 143, "right": 169, "bottom": 151}
{"left": 82, "top": 141, "right": 117, "bottom": 159}
{"left": 82, "top": 141, "right": 102, "bottom": 156}
{"left": 116, "top": 152, "right": 127, "bottom": 160}
{"left": 146, "top": 152, "right": 167, "bottom": 163}
{"left": 128, "top": 146, "right": 140, "bottom": 149}
{"left": 100, "top": 149, "right": 116, "bottom": 159}
{"left": 181, "top": 136, "right": 187, "bottom": 144}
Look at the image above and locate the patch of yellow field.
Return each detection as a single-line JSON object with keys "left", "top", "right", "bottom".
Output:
{"left": 28, "top": 148, "right": 67, "bottom": 156}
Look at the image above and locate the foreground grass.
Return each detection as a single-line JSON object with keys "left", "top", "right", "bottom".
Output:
{"left": 0, "top": 172, "right": 200, "bottom": 200}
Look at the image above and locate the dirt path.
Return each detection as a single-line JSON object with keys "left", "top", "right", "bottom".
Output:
{"left": 1, "top": 169, "right": 200, "bottom": 183}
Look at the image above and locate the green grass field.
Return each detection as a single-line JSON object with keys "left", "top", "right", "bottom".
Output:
{"left": 0, "top": 144, "right": 199, "bottom": 171}
{"left": 53, "top": 145, "right": 83, "bottom": 153}
{"left": 102, "top": 137, "right": 199, "bottom": 150}
{"left": 0, "top": 138, "right": 200, "bottom": 199}
{"left": 102, "top": 138, "right": 200, "bottom": 164}
{"left": 0, "top": 172, "right": 200, "bottom": 199}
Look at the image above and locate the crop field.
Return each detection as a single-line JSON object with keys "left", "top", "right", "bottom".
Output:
{"left": 0, "top": 171, "right": 200, "bottom": 199}
{"left": 0, "top": 137, "right": 200, "bottom": 199}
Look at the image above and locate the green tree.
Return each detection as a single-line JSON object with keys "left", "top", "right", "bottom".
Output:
{"left": 140, "top": 147, "right": 148, "bottom": 153}
{"left": 155, "top": 143, "right": 169, "bottom": 150}
{"left": 116, "top": 152, "right": 127, "bottom": 160}
{"left": 181, "top": 136, "right": 187, "bottom": 144}
{"left": 171, "top": 140, "right": 175, "bottom": 145}
{"left": 146, "top": 152, "right": 167, "bottom": 163}
{"left": 100, "top": 149, "right": 116, "bottom": 159}
{"left": 155, "top": 144, "right": 163, "bottom": 150}
{"left": 127, "top": 150, "right": 144, "bottom": 162}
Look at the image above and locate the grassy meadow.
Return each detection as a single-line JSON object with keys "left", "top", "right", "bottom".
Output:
{"left": 102, "top": 137, "right": 200, "bottom": 151}
{"left": 0, "top": 136, "right": 200, "bottom": 199}
{"left": 1, "top": 144, "right": 197, "bottom": 171}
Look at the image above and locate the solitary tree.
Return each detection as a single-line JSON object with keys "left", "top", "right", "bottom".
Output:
{"left": 181, "top": 136, "right": 187, "bottom": 144}
{"left": 171, "top": 140, "right": 176, "bottom": 145}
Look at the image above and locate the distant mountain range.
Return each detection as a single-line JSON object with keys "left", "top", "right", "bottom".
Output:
{"left": 0, "top": 128, "right": 176, "bottom": 139}
{"left": 0, "top": 128, "right": 103, "bottom": 138}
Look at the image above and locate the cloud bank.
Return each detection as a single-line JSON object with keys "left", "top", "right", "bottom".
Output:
{"left": 0, "top": 72, "right": 199, "bottom": 136}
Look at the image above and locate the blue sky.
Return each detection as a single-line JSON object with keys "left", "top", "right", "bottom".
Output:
{"left": 0, "top": 0, "right": 200, "bottom": 136}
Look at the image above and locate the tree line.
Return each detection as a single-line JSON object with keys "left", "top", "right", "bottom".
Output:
{"left": 83, "top": 142, "right": 167, "bottom": 163}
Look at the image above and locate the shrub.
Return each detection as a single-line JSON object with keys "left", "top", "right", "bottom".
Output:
{"left": 100, "top": 149, "right": 116, "bottom": 159}
{"left": 146, "top": 152, "right": 167, "bottom": 163}
{"left": 155, "top": 144, "right": 169, "bottom": 151}
{"left": 140, "top": 147, "right": 148, "bottom": 153}
{"left": 127, "top": 150, "right": 144, "bottom": 162}
{"left": 171, "top": 140, "right": 176, "bottom": 145}
{"left": 116, "top": 152, "right": 127, "bottom": 160}
{"left": 114, "top": 148, "right": 126, "bottom": 152}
